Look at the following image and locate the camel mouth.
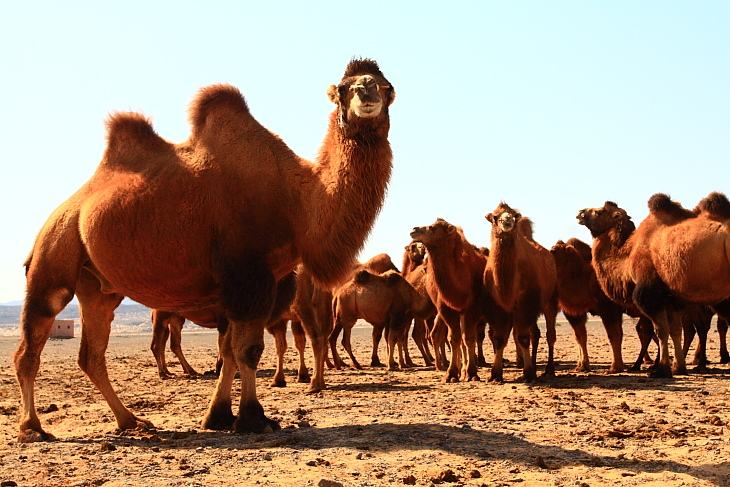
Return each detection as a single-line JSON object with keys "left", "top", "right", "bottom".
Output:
{"left": 352, "top": 101, "right": 383, "bottom": 118}
{"left": 576, "top": 211, "right": 588, "bottom": 225}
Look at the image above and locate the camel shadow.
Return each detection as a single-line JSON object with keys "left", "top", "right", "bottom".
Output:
{"left": 327, "top": 380, "right": 433, "bottom": 393}
{"left": 61, "top": 423, "right": 728, "bottom": 485}
{"left": 531, "top": 374, "right": 703, "bottom": 392}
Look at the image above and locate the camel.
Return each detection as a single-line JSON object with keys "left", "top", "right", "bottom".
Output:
{"left": 331, "top": 269, "right": 430, "bottom": 370}
{"left": 550, "top": 239, "right": 626, "bottom": 373}
{"left": 577, "top": 199, "right": 689, "bottom": 377}
{"left": 410, "top": 218, "right": 491, "bottom": 382}
{"left": 483, "top": 204, "right": 559, "bottom": 382}
{"left": 401, "top": 242, "right": 436, "bottom": 367}
{"left": 15, "top": 58, "right": 395, "bottom": 442}
{"left": 150, "top": 309, "right": 218, "bottom": 379}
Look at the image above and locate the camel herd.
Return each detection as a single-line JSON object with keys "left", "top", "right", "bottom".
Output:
{"left": 12, "top": 58, "right": 730, "bottom": 444}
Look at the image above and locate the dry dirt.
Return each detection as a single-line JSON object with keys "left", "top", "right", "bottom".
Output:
{"left": 1, "top": 320, "right": 728, "bottom": 486}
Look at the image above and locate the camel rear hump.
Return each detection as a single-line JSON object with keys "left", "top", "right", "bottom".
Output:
{"left": 694, "top": 192, "right": 730, "bottom": 221}
{"left": 188, "top": 84, "right": 252, "bottom": 139}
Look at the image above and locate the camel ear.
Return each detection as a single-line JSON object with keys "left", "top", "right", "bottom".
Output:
{"left": 486, "top": 213, "right": 494, "bottom": 223}
{"left": 386, "top": 87, "right": 396, "bottom": 106}
{"left": 611, "top": 210, "right": 623, "bottom": 219}
{"left": 327, "top": 85, "right": 339, "bottom": 104}
{"left": 514, "top": 212, "right": 522, "bottom": 220}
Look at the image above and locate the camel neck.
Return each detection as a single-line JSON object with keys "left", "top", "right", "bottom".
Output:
{"left": 425, "top": 239, "right": 473, "bottom": 311}
{"left": 591, "top": 229, "right": 635, "bottom": 306}
{"left": 300, "top": 113, "right": 392, "bottom": 287}
{"left": 489, "top": 232, "right": 519, "bottom": 310}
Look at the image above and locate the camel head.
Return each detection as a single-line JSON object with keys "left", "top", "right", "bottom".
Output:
{"left": 410, "top": 218, "right": 458, "bottom": 247}
{"left": 577, "top": 201, "right": 633, "bottom": 238}
{"left": 327, "top": 58, "right": 395, "bottom": 135}
{"left": 486, "top": 203, "right": 522, "bottom": 236}
{"left": 404, "top": 241, "right": 427, "bottom": 265}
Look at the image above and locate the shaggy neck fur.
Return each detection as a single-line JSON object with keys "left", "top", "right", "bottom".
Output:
{"left": 300, "top": 112, "right": 392, "bottom": 287}
{"left": 489, "top": 230, "right": 520, "bottom": 310}
{"left": 591, "top": 224, "right": 636, "bottom": 306}
{"left": 424, "top": 236, "right": 478, "bottom": 311}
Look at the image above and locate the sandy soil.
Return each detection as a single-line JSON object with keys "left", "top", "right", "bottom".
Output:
{"left": 1, "top": 320, "right": 728, "bottom": 487}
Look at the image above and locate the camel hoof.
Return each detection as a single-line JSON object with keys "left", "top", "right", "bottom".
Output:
{"left": 468, "top": 374, "right": 481, "bottom": 382}
{"left": 515, "top": 374, "right": 536, "bottom": 384}
{"left": 297, "top": 373, "right": 311, "bottom": 384}
{"left": 18, "top": 428, "right": 56, "bottom": 443}
{"left": 185, "top": 371, "right": 201, "bottom": 378}
{"left": 720, "top": 353, "right": 730, "bottom": 364}
{"left": 573, "top": 364, "right": 590, "bottom": 373}
{"left": 442, "top": 373, "right": 460, "bottom": 384}
{"left": 353, "top": 363, "right": 363, "bottom": 370}
{"left": 387, "top": 364, "right": 400, "bottom": 371}
{"left": 160, "top": 372, "right": 174, "bottom": 380}
{"left": 306, "top": 382, "right": 324, "bottom": 395}
{"left": 648, "top": 364, "right": 673, "bottom": 379}
{"left": 201, "top": 406, "right": 235, "bottom": 431}
{"left": 606, "top": 366, "right": 624, "bottom": 375}
{"left": 234, "top": 402, "right": 281, "bottom": 434}
{"left": 271, "top": 377, "right": 287, "bottom": 388}
{"left": 488, "top": 375, "right": 504, "bottom": 384}
{"left": 691, "top": 364, "right": 708, "bottom": 374}
{"left": 370, "top": 360, "right": 385, "bottom": 368}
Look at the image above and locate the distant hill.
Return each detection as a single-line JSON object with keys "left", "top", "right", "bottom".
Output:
{"left": 0, "top": 302, "right": 151, "bottom": 327}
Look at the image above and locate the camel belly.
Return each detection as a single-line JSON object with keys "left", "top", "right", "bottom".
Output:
{"left": 78, "top": 177, "right": 219, "bottom": 310}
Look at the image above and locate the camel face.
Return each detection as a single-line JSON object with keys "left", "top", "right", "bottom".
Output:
{"left": 328, "top": 59, "right": 395, "bottom": 129}
{"left": 577, "top": 202, "right": 630, "bottom": 237}
{"left": 405, "top": 241, "right": 427, "bottom": 266}
{"left": 486, "top": 204, "right": 521, "bottom": 236}
{"left": 410, "top": 219, "right": 456, "bottom": 246}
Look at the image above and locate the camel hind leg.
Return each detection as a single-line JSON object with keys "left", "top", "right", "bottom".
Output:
{"left": 267, "top": 319, "right": 288, "bottom": 387}
{"left": 291, "top": 321, "right": 310, "bottom": 383}
{"left": 75, "top": 269, "right": 152, "bottom": 432}
{"left": 342, "top": 323, "right": 363, "bottom": 370}
{"left": 601, "top": 310, "right": 625, "bottom": 373}
{"left": 565, "top": 313, "right": 590, "bottom": 373}
{"left": 150, "top": 311, "right": 173, "bottom": 379}
{"left": 168, "top": 315, "right": 199, "bottom": 377}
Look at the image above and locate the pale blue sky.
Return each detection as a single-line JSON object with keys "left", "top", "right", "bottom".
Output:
{"left": 1, "top": 1, "right": 729, "bottom": 302}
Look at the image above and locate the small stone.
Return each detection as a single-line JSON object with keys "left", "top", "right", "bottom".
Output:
{"left": 306, "top": 460, "right": 318, "bottom": 467}
{"left": 434, "top": 469, "right": 459, "bottom": 483}
{"left": 263, "top": 453, "right": 273, "bottom": 461}
{"left": 39, "top": 404, "right": 59, "bottom": 414}
{"left": 535, "top": 456, "right": 549, "bottom": 469}
{"left": 1, "top": 481, "right": 18, "bottom": 487}
{"left": 298, "top": 421, "right": 312, "bottom": 428}
{"left": 708, "top": 416, "right": 725, "bottom": 426}
{"left": 99, "top": 442, "right": 116, "bottom": 452}
{"left": 620, "top": 472, "right": 636, "bottom": 477}
{"left": 403, "top": 474, "right": 417, "bottom": 485}
{"left": 509, "top": 467, "right": 520, "bottom": 474}
{"left": 171, "top": 431, "right": 191, "bottom": 440}
{"left": 150, "top": 446, "right": 160, "bottom": 452}
{"left": 317, "top": 480, "right": 343, "bottom": 487}
{"left": 619, "top": 402, "right": 630, "bottom": 411}
{"left": 469, "top": 469, "right": 481, "bottom": 478}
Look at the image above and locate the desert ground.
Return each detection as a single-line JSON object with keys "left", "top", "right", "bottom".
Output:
{"left": 0, "top": 320, "right": 728, "bottom": 487}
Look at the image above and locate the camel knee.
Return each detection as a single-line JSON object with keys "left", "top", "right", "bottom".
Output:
{"left": 237, "top": 343, "right": 265, "bottom": 370}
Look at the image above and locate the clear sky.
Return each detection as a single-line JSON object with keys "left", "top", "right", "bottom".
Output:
{"left": 1, "top": 1, "right": 729, "bottom": 303}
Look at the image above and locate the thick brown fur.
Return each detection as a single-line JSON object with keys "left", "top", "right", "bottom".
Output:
{"left": 410, "top": 218, "right": 490, "bottom": 382}
{"left": 484, "top": 203, "right": 559, "bottom": 382}
{"left": 647, "top": 193, "right": 695, "bottom": 225}
{"left": 15, "top": 59, "right": 395, "bottom": 441}
{"left": 693, "top": 192, "right": 730, "bottom": 220}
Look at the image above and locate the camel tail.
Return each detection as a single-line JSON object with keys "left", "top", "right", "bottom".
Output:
{"left": 694, "top": 192, "right": 730, "bottom": 220}
{"left": 647, "top": 193, "right": 694, "bottom": 223}
{"left": 104, "top": 112, "right": 168, "bottom": 164}
{"left": 188, "top": 84, "right": 250, "bottom": 137}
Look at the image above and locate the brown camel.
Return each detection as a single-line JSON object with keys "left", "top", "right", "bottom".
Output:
{"left": 577, "top": 199, "right": 687, "bottom": 377}
{"left": 401, "top": 241, "right": 436, "bottom": 367}
{"left": 410, "top": 219, "right": 490, "bottom": 382}
{"left": 331, "top": 269, "right": 430, "bottom": 370}
{"left": 15, "top": 58, "right": 395, "bottom": 442}
{"left": 150, "top": 309, "right": 218, "bottom": 379}
{"left": 484, "top": 204, "right": 559, "bottom": 382}
{"left": 550, "top": 238, "right": 626, "bottom": 373}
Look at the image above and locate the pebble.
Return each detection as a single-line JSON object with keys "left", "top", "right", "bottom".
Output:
{"left": 1, "top": 481, "right": 18, "bottom": 487}
{"left": 403, "top": 474, "right": 417, "bottom": 484}
{"left": 317, "top": 480, "right": 343, "bottom": 487}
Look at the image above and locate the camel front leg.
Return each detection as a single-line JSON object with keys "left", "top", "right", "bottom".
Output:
{"left": 668, "top": 311, "right": 687, "bottom": 375}
{"left": 230, "top": 320, "right": 279, "bottom": 433}
{"left": 430, "top": 316, "right": 448, "bottom": 371}
{"left": 476, "top": 320, "right": 488, "bottom": 368}
{"left": 718, "top": 317, "right": 730, "bottom": 364}
{"left": 488, "top": 311, "right": 512, "bottom": 382}
{"left": 460, "top": 308, "right": 480, "bottom": 381}
{"left": 514, "top": 322, "right": 536, "bottom": 382}
{"left": 440, "top": 307, "right": 462, "bottom": 383}
{"left": 342, "top": 323, "right": 363, "bottom": 370}
{"left": 566, "top": 313, "right": 590, "bottom": 373}
{"left": 371, "top": 323, "right": 385, "bottom": 367}
{"left": 630, "top": 316, "right": 655, "bottom": 371}
{"left": 602, "top": 310, "right": 625, "bottom": 373}
{"left": 267, "top": 320, "right": 288, "bottom": 387}
{"left": 202, "top": 327, "right": 236, "bottom": 430}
